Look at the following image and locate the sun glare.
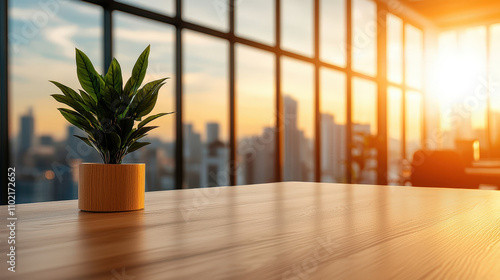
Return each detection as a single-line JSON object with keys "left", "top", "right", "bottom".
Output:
{"left": 437, "top": 28, "right": 487, "bottom": 132}
{"left": 437, "top": 48, "right": 483, "bottom": 107}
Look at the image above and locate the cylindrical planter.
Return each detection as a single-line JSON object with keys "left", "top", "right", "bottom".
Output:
{"left": 78, "top": 163, "right": 145, "bottom": 212}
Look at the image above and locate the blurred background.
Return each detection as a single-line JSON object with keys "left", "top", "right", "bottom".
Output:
{"left": 2, "top": 0, "right": 500, "bottom": 204}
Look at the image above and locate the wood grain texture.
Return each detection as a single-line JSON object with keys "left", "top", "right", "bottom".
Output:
{"left": 1, "top": 182, "right": 500, "bottom": 280}
{"left": 78, "top": 163, "right": 145, "bottom": 212}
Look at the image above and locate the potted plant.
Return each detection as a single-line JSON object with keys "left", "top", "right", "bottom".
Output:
{"left": 50, "top": 45, "right": 172, "bottom": 212}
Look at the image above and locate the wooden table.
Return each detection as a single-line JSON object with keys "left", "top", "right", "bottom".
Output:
{"left": 1, "top": 182, "right": 500, "bottom": 279}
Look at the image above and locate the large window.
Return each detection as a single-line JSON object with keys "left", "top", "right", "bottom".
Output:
{"left": 320, "top": 0, "right": 346, "bottom": 67}
{"left": 320, "top": 69, "right": 346, "bottom": 183}
{"left": 114, "top": 12, "right": 176, "bottom": 191}
{"left": 3, "top": 0, "right": 428, "bottom": 204}
{"left": 388, "top": 87, "right": 403, "bottom": 185}
{"left": 183, "top": 31, "right": 229, "bottom": 188}
{"left": 386, "top": 14, "right": 425, "bottom": 184}
{"left": 406, "top": 91, "right": 423, "bottom": 159}
{"left": 387, "top": 14, "right": 403, "bottom": 84}
{"left": 281, "top": 0, "right": 314, "bottom": 57}
{"left": 352, "top": 77, "right": 377, "bottom": 184}
{"left": 117, "top": 0, "right": 175, "bottom": 16}
{"left": 184, "top": 0, "right": 228, "bottom": 31}
{"left": 236, "top": 45, "right": 276, "bottom": 185}
{"left": 236, "top": 0, "right": 275, "bottom": 46}
{"left": 9, "top": 0, "right": 103, "bottom": 203}
{"left": 352, "top": 0, "right": 377, "bottom": 77}
{"left": 490, "top": 24, "right": 500, "bottom": 156}
{"left": 282, "top": 57, "right": 315, "bottom": 182}
{"left": 438, "top": 26, "right": 490, "bottom": 155}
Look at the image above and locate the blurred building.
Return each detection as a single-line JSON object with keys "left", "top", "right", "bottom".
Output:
{"left": 18, "top": 108, "right": 34, "bottom": 163}
{"left": 283, "top": 95, "right": 301, "bottom": 181}
{"left": 201, "top": 123, "right": 228, "bottom": 187}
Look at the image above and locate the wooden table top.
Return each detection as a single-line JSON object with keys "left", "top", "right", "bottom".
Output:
{"left": 1, "top": 182, "right": 500, "bottom": 280}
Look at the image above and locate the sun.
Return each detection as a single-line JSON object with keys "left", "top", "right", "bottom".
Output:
{"left": 436, "top": 29, "right": 487, "bottom": 118}
{"left": 437, "top": 49, "right": 483, "bottom": 108}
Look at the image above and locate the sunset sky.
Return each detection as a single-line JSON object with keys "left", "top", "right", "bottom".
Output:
{"left": 9, "top": 0, "right": 350, "bottom": 143}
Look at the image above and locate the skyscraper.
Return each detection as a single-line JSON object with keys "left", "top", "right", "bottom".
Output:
{"left": 184, "top": 123, "right": 202, "bottom": 187}
{"left": 206, "top": 122, "right": 220, "bottom": 145}
{"left": 18, "top": 108, "right": 34, "bottom": 161}
{"left": 283, "top": 95, "right": 301, "bottom": 181}
{"left": 201, "top": 122, "right": 228, "bottom": 187}
{"left": 239, "top": 126, "right": 276, "bottom": 184}
{"left": 321, "top": 114, "right": 335, "bottom": 182}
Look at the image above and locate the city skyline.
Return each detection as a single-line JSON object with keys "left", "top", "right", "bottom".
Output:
{"left": 8, "top": 0, "right": 500, "bottom": 205}
{"left": 11, "top": 91, "right": 382, "bottom": 203}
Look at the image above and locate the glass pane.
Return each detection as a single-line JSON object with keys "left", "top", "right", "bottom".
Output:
{"left": 183, "top": 31, "right": 229, "bottom": 188}
{"left": 387, "top": 14, "right": 403, "bottom": 84}
{"left": 352, "top": 0, "right": 377, "bottom": 76}
{"left": 436, "top": 31, "right": 457, "bottom": 147}
{"left": 116, "top": 0, "right": 175, "bottom": 16}
{"left": 114, "top": 12, "right": 176, "bottom": 191}
{"left": 236, "top": 45, "right": 276, "bottom": 185}
{"left": 184, "top": 0, "right": 228, "bottom": 32}
{"left": 281, "top": 0, "right": 314, "bottom": 57}
{"left": 282, "top": 57, "right": 315, "bottom": 181}
{"left": 437, "top": 27, "right": 487, "bottom": 150}
{"left": 236, "top": 0, "right": 275, "bottom": 46}
{"left": 320, "top": 68, "right": 346, "bottom": 183}
{"left": 405, "top": 24, "right": 423, "bottom": 89}
{"left": 9, "top": 0, "right": 102, "bottom": 203}
{"left": 387, "top": 87, "right": 402, "bottom": 185}
{"left": 352, "top": 77, "right": 377, "bottom": 184}
{"left": 490, "top": 24, "right": 500, "bottom": 156}
{"left": 406, "top": 91, "right": 422, "bottom": 159}
{"left": 459, "top": 27, "right": 487, "bottom": 154}
{"left": 320, "top": 0, "right": 346, "bottom": 67}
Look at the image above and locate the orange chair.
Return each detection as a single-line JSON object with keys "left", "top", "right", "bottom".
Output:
{"left": 410, "top": 150, "right": 479, "bottom": 189}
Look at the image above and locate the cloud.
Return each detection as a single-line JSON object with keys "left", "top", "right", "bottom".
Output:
{"left": 44, "top": 25, "right": 78, "bottom": 58}
{"left": 114, "top": 28, "right": 175, "bottom": 44}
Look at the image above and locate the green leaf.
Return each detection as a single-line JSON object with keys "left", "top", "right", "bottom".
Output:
{"left": 73, "top": 135, "right": 92, "bottom": 147}
{"left": 122, "top": 126, "right": 158, "bottom": 148}
{"left": 104, "top": 58, "right": 123, "bottom": 94}
{"left": 124, "top": 45, "right": 150, "bottom": 96}
{"left": 131, "top": 78, "right": 167, "bottom": 100}
{"left": 51, "top": 94, "right": 97, "bottom": 125}
{"left": 51, "top": 94, "right": 84, "bottom": 111}
{"left": 130, "top": 126, "right": 158, "bottom": 141}
{"left": 126, "top": 141, "right": 150, "bottom": 154}
{"left": 137, "top": 112, "right": 173, "bottom": 129}
{"left": 136, "top": 93, "right": 157, "bottom": 119}
{"left": 49, "top": 81, "right": 82, "bottom": 102}
{"left": 105, "top": 132, "right": 121, "bottom": 152}
{"left": 57, "top": 108, "right": 92, "bottom": 132}
{"left": 75, "top": 48, "right": 103, "bottom": 102}
{"left": 138, "top": 89, "right": 165, "bottom": 118}
{"left": 118, "top": 118, "right": 135, "bottom": 141}
{"left": 79, "top": 90, "right": 96, "bottom": 110}
{"left": 103, "top": 85, "right": 121, "bottom": 106}
{"left": 88, "top": 129, "right": 105, "bottom": 147}
{"left": 131, "top": 81, "right": 165, "bottom": 118}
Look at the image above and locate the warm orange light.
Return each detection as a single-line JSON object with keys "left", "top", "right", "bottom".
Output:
{"left": 437, "top": 28, "right": 487, "bottom": 131}
{"left": 437, "top": 49, "right": 483, "bottom": 107}
{"left": 473, "top": 140, "right": 480, "bottom": 161}
{"left": 44, "top": 170, "right": 55, "bottom": 180}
